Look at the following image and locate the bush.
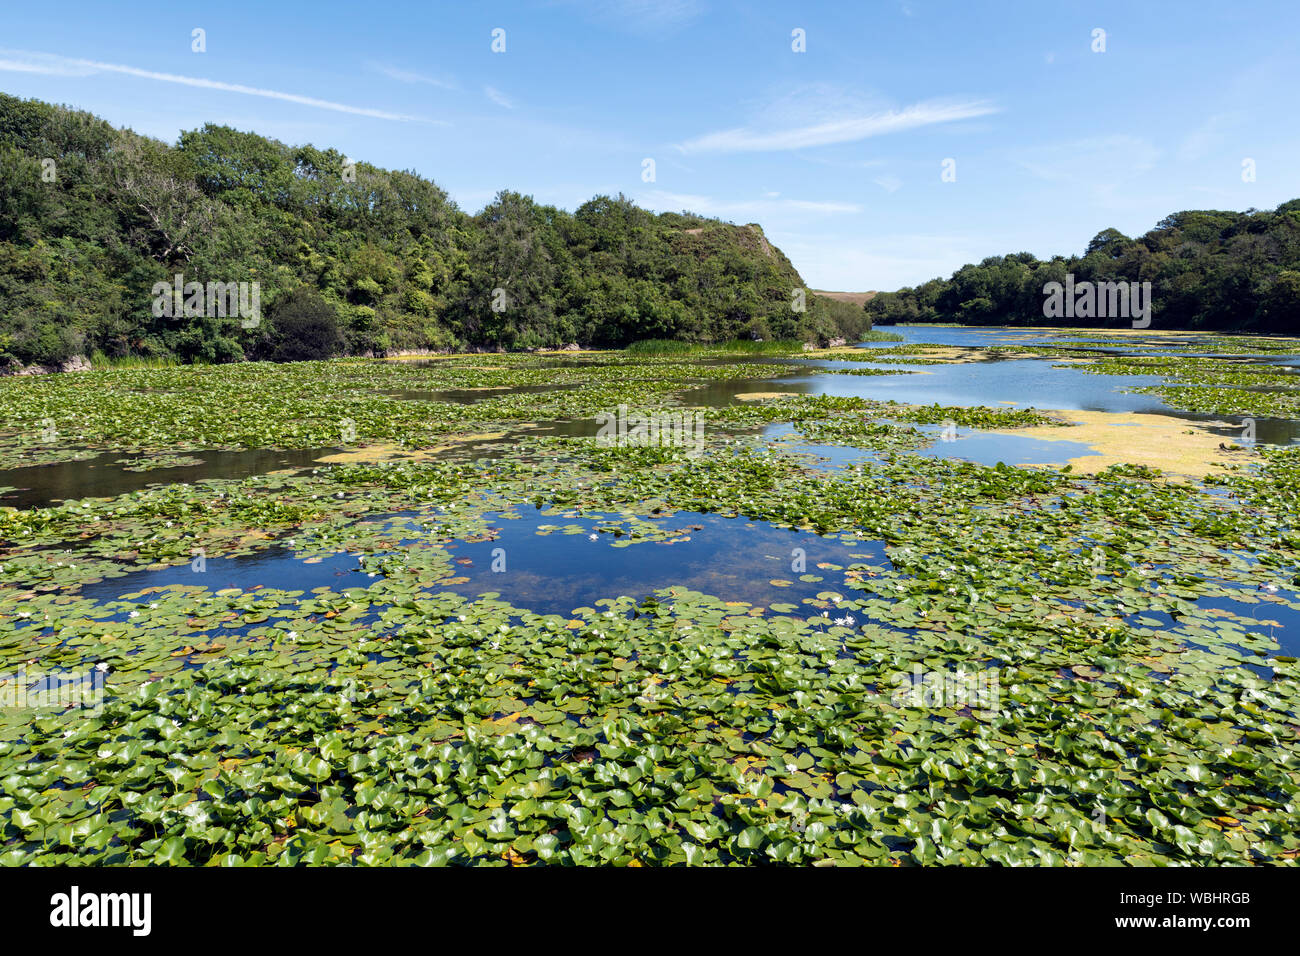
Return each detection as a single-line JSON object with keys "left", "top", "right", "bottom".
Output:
{"left": 264, "top": 289, "right": 345, "bottom": 362}
{"left": 9, "top": 312, "right": 83, "bottom": 366}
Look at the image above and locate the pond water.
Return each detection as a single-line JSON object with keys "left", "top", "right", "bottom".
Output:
{"left": 781, "top": 355, "right": 1175, "bottom": 414}
{"left": 62, "top": 500, "right": 1300, "bottom": 658}
{"left": 6, "top": 326, "right": 1300, "bottom": 508}
{"left": 0, "top": 446, "right": 338, "bottom": 509}
{"left": 762, "top": 422, "right": 1100, "bottom": 470}
{"left": 10, "top": 330, "right": 1300, "bottom": 869}
{"left": 76, "top": 506, "right": 890, "bottom": 622}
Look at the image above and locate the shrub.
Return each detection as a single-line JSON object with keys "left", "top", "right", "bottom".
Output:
{"left": 264, "top": 289, "right": 345, "bottom": 362}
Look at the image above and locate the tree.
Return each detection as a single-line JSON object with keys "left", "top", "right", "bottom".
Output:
{"left": 113, "top": 134, "right": 215, "bottom": 263}
{"left": 261, "top": 289, "right": 344, "bottom": 362}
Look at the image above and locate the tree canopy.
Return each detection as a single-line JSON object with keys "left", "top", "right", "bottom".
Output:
{"left": 0, "top": 94, "right": 866, "bottom": 367}
{"left": 867, "top": 206, "right": 1300, "bottom": 331}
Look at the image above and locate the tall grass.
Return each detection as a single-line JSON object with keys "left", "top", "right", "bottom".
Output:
{"left": 625, "top": 332, "right": 901, "bottom": 353}
{"left": 855, "top": 330, "right": 904, "bottom": 342}
{"left": 624, "top": 338, "right": 807, "bottom": 356}
{"left": 89, "top": 351, "right": 183, "bottom": 369}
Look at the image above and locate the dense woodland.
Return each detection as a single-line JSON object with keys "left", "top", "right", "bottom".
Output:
{"left": 0, "top": 94, "right": 867, "bottom": 367}
{"left": 867, "top": 204, "right": 1300, "bottom": 331}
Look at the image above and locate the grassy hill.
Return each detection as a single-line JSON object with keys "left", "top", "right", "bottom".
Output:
{"left": 812, "top": 290, "right": 878, "bottom": 308}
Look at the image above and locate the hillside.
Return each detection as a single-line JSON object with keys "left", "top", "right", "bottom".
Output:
{"left": 813, "top": 290, "right": 877, "bottom": 307}
{"left": 0, "top": 94, "right": 868, "bottom": 368}
{"left": 867, "top": 206, "right": 1300, "bottom": 331}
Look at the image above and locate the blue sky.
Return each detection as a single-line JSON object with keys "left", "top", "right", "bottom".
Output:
{"left": 2, "top": 0, "right": 1298, "bottom": 290}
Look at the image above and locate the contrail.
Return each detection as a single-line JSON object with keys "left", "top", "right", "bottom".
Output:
{"left": 0, "top": 49, "right": 437, "bottom": 123}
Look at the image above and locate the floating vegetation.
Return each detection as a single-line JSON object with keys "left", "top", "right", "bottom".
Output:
{"left": 1059, "top": 353, "right": 1300, "bottom": 419}
{"left": 624, "top": 338, "right": 808, "bottom": 355}
{"left": 113, "top": 453, "right": 207, "bottom": 472}
{"left": 1, "top": 330, "right": 1299, "bottom": 866}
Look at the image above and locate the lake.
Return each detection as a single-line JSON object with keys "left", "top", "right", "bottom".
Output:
{"left": 2, "top": 326, "right": 1298, "bottom": 866}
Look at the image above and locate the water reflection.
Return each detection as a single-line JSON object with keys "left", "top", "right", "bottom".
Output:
{"left": 76, "top": 507, "right": 890, "bottom": 621}
{"left": 0, "top": 447, "right": 337, "bottom": 510}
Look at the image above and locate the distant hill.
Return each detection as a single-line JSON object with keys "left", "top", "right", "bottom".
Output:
{"left": 866, "top": 208, "right": 1300, "bottom": 331}
{"left": 0, "top": 93, "right": 870, "bottom": 367}
{"left": 813, "top": 291, "right": 878, "bottom": 308}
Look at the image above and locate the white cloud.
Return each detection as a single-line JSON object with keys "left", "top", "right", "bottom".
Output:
{"left": 873, "top": 175, "right": 903, "bottom": 193}
{"left": 796, "top": 155, "right": 888, "bottom": 171}
{"left": 1015, "top": 136, "right": 1159, "bottom": 201}
{"left": 369, "top": 62, "right": 457, "bottom": 90}
{"left": 485, "top": 86, "right": 516, "bottom": 109}
{"left": 677, "top": 99, "right": 999, "bottom": 154}
{"left": 551, "top": 0, "right": 707, "bottom": 34}
{"left": 638, "top": 189, "right": 860, "bottom": 218}
{"left": 0, "top": 48, "right": 436, "bottom": 123}
{"left": 0, "top": 51, "right": 96, "bottom": 77}
{"left": 1177, "top": 113, "right": 1240, "bottom": 163}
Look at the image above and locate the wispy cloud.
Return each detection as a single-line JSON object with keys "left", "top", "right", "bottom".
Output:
{"left": 0, "top": 51, "right": 95, "bottom": 77}
{"left": 796, "top": 155, "right": 888, "bottom": 171}
{"left": 1013, "top": 135, "right": 1161, "bottom": 211}
{"left": 551, "top": 0, "right": 707, "bottom": 35}
{"left": 484, "top": 86, "right": 516, "bottom": 109}
{"left": 639, "top": 189, "right": 860, "bottom": 218}
{"left": 677, "top": 99, "right": 999, "bottom": 154}
{"left": 368, "top": 61, "right": 457, "bottom": 90}
{"left": 1016, "top": 136, "right": 1159, "bottom": 186}
{"left": 1178, "top": 113, "right": 1240, "bottom": 163}
{"left": 0, "top": 49, "right": 436, "bottom": 123}
{"left": 873, "top": 175, "right": 902, "bottom": 193}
